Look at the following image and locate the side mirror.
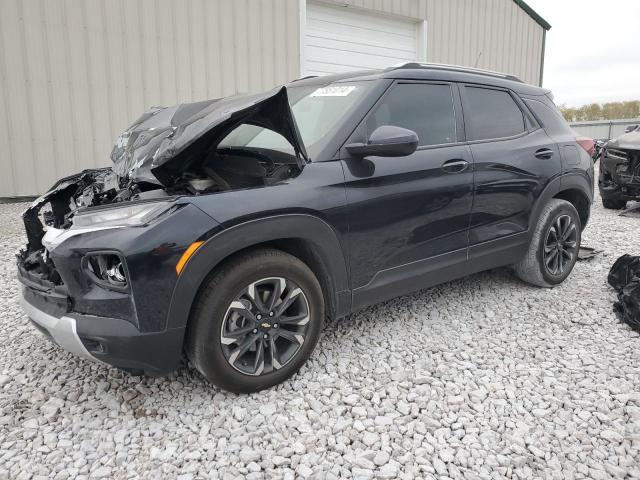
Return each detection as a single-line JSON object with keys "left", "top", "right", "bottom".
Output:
{"left": 346, "top": 125, "right": 419, "bottom": 158}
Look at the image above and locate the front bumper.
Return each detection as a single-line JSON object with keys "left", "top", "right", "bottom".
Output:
{"left": 20, "top": 291, "right": 99, "bottom": 363}
{"left": 19, "top": 285, "right": 186, "bottom": 375}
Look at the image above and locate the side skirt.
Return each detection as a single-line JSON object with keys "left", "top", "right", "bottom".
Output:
{"left": 351, "top": 232, "right": 529, "bottom": 312}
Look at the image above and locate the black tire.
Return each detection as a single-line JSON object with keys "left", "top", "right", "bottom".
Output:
{"left": 602, "top": 197, "right": 627, "bottom": 210}
{"left": 185, "top": 248, "right": 324, "bottom": 393}
{"left": 514, "top": 199, "right": 581, "bottom": 287}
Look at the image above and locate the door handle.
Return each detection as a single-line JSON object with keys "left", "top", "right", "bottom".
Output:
{"left": 441, "top": 159, "right": 469, "bottom": 173}
{"left": 534, "top": 148, "right": 554, "bottom": 159}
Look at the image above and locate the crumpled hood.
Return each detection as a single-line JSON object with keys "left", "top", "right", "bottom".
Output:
{"left": 608, "top": 131, "right": 640, "bottom": 150}
{"left": 111, "top": 86, "right": 308, "bottom": 186}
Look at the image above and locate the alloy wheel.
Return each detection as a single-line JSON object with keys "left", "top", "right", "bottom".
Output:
{"left": 543, "top": 214, "right": 577, "bottom": 276}
{"left": 220, "top": 277, "right": 311, "bottom": 376}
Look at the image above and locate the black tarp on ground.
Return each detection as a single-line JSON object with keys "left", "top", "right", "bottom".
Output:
{"left": 608, "top": 254, "right": 640, "bottom": 332}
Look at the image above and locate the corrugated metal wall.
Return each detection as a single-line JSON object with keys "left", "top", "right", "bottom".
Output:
{"left": 0, "top": 0, "right": 544, "bottom": 197}
{"left": 0, "top": 0, "right": 300, "bottom": 197}
{"left": 570, "top": 119, "right": 640, "bottom": 141}
{"left": 320, "top": 0, "right": 544, "bottom": 86}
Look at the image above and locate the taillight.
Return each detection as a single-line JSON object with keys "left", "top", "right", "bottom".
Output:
{"left": 576, "top": 136, "right": 595, "bottom": 157}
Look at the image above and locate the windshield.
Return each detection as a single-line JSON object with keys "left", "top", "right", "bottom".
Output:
{"left": 219, "top": 81, "right": 372, "bottom": 160}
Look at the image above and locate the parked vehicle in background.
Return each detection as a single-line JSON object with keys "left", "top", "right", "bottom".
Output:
{"left": 17, "top": 63, "right": 594, "bottom": 393}
{"left": 598, "top": 129, "right": 640, "bottom": 209}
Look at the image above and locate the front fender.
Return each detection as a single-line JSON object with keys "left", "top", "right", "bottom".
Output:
{"left": 165, "top": 213, "right": 350, "bottom": 330}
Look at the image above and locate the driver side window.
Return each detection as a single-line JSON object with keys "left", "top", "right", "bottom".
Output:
{"left": 366, "top": 83, "right": 457, "bottom": 147}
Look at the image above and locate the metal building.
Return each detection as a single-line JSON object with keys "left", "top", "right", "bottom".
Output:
{"left": 570, "top": 119, "right": 640, "bottom": 141}
{"left": 0, "top": 0, "right": 550, "bottom": 197}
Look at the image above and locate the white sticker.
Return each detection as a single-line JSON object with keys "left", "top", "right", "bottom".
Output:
{"left": 310, "top": 85, "right": 357, "bottom": 97}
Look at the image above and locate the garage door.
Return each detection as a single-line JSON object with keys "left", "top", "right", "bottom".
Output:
{"left": 304, "top": 3, "right": 420, "bottom": 76}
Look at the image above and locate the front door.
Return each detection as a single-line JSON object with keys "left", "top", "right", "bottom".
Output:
{"left": 341, "top": 81, "right": 474, "bottom": 309}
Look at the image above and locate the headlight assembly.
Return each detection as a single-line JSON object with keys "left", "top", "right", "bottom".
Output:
{"left": 72, "top": 201, "right": 173, "bottom": 229}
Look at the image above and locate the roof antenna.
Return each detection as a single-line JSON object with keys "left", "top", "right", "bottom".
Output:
{"left": 474, "top": 52, "right": 483, "bottom": 68}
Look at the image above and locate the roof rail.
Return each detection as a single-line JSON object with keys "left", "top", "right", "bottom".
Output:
{"left": 290, "top": 75, "right": 318, "bottom": 83}
{"left": 387, "top": 62, "right": 524, "bottom": 83}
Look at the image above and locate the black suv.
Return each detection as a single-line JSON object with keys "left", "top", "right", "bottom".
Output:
{"left": 17, "top": 64, "right": 594, "bottom": 393}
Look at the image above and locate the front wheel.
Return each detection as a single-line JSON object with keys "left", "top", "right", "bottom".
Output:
{"left": 186, "top": 249, "right": 324, "bottom": 393}
{"left": 514, "top": 199, "right": 581, "bottom": 287}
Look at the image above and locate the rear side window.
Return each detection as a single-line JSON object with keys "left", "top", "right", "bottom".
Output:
{"left": 524, "top": 98, "right": 574, "bottom": 136}
{"left": 366, "top": 83, "right": 457, "bottom": 147}
{"left": 464, "top": 86, "right": 526, "bottom": 140}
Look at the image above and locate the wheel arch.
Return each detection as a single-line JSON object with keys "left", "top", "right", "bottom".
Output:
{"left": 531, "top": 173, "right": 593, "bottom": 237}
{"left": 165, "top": 214, "right": 350, "bottom": 331}
{"left": 552, "top": 187, "right": 591, "bottom": 228}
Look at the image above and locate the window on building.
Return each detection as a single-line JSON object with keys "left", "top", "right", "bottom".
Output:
{"left": 465, "top": 87, "right": 526, "bottom": 140}
{"left": 366, "top": 83, "right": 457, "bottom": 147}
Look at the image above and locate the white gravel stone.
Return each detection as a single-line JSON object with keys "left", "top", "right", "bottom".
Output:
{"left": 361, "top": 431, "right": 379, "bottom": 447}
{"left": 296, "top": 464, "right": 313, "bottom": 478}
{"left": 1, "top": 189, "right": 640, "bottom": 478}
{"left": 373, "top": 450, "right": 390, "bottom": 466}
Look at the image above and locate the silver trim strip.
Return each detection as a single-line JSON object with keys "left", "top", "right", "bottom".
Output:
{"left": 20, "top": 293, "right": 99, "bottom": 363}
{"left": 42, "top": 225, "right": 123, "bottom": 252}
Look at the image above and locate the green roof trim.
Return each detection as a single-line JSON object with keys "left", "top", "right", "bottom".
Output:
{"left": 513, "top": 0, "right": 551, "bottom": 31}
{"left": 539, "top": 29, "right": 547, "bottom": 86}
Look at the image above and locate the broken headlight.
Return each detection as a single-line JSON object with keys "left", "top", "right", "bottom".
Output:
{"left": 71, "top": 201, "right": 173, "bottom": 229}
{"left": 84, "top": 253, "right": 128, "bottom": 289}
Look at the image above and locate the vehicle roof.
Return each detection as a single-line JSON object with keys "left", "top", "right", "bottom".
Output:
{"left": 288, "top": 63, "right": 549, "bottom": 96}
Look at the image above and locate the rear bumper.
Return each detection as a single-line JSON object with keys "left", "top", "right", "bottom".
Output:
{"left": 20, "top": 292, "right": 99, "bottom": 363}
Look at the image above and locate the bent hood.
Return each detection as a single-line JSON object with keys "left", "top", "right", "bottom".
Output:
{"left": 607, "top": 131, "right": 640, "bottom": 151}
{"left": 111, "top": 86, "right": 309, "bottom": 186}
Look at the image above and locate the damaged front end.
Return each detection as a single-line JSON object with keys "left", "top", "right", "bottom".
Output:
{"left": 599, "top": 131, "right": 640, "bottom": 201}
{"left": 16, "top": 86, "right": 310, "bottom": 374}
{"left": 18, "top": 86, "right": 307, "bottom": 276}
{"left": 18, "top": 168, "right": 164, "bottom": 287}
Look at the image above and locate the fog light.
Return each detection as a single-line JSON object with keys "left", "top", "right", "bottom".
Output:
{"left": 85, "top": 253, "right": 128, "bottom": 288}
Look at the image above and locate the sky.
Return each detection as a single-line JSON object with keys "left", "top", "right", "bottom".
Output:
{"left": 525, "top": 0, "right": 640, "bottom": 107}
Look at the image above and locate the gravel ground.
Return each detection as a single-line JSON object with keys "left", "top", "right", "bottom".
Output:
{"left": 1, "top": 189, "right": 639, "bottom": 480}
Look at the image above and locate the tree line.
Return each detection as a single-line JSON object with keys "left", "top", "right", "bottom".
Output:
{"left": 560, "top": 100, "right": 640, "bottom": 122}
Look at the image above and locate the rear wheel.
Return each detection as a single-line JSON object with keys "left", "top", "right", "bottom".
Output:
{"left": 514, "top": 199, "right": 581, "bottom": 287}
{"left": 186, "top": 249, "right": 324, "bottom": 393}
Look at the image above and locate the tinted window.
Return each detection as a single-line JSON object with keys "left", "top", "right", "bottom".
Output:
{"left": 465, "top": 87, "right": 526, "bottom": 140}
{"left": 524, "top": 98, "right": 574, "bottom": 135}
{"left": 367, "top": 83, "right": 456, "bottom": 147}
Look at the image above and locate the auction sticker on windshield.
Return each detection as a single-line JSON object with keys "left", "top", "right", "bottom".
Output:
{"left": 310, "top": 86, "right": 357, "bottom": 97}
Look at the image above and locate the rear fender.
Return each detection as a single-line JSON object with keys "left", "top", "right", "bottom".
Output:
{"left": 530, "top": 172, "right": 593, "bottom": 235}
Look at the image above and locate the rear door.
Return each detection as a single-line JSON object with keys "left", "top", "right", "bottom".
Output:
{"left": 460, "top": 85, "right": 561, "bottom": 254}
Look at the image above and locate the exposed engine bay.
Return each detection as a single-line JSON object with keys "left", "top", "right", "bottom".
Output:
{"left": 18, "top": 86, "right": 307, "bottom": 283}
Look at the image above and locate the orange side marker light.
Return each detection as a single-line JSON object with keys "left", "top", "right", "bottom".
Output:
{"left": 176, "top": 241, "right": 203, "bottom": 275}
